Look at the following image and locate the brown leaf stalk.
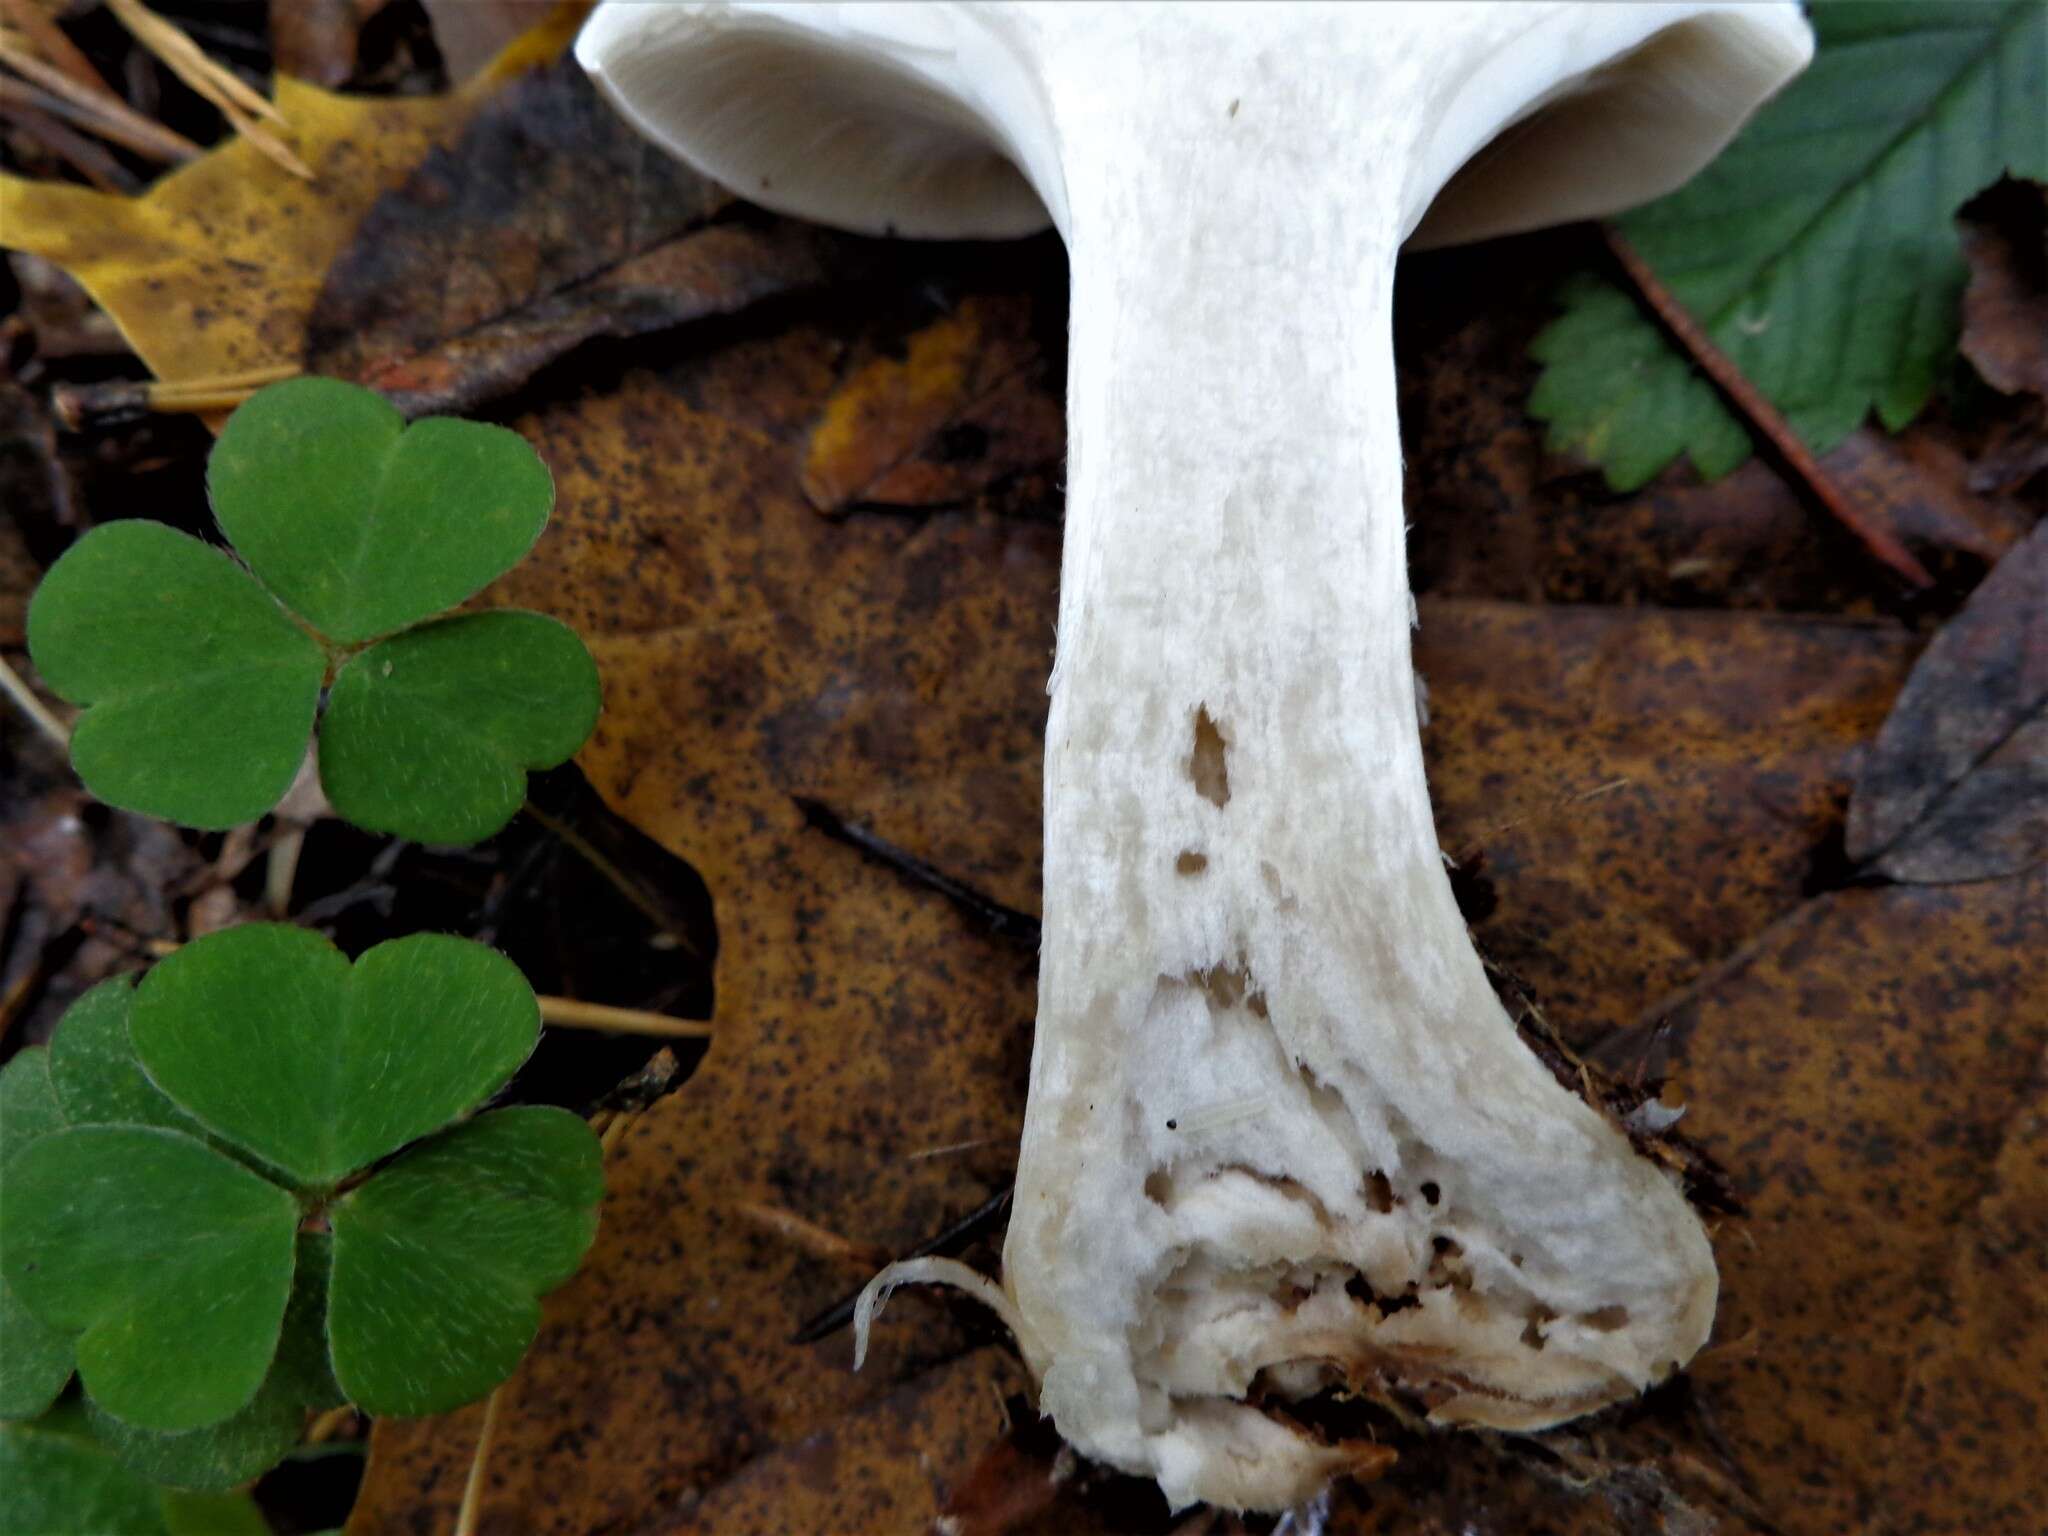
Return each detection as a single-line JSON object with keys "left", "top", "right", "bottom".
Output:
{"left": 1602, "top": 223, "right": 1934, "bottom": 589}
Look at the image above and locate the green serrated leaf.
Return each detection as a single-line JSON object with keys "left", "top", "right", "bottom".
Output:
{"left": 0, "top": 1127, "right": 299, "bottom": 1433}
{"left": 328, "top": 1107, "right": 602, "bottom": 1416}
{"left": 0, "top": 1048, "right": 75, "bottom": 1421}
{"left": 209, "top": 377, "right": 553, "bottom": 644}
{"left": 131, "top": 925, "right": 538, "bottom": 1190}
{"left": 25, "top": 521, "right": 328, "bottom": 830}
{"left": 47, "top": 975, "right": 201, "bottom": 1137}
{"left": 1529, "top": 0, "right": 2047, "bottom": 488}
{"left": 319, "top": 609, "right": 601, "bottom": 844}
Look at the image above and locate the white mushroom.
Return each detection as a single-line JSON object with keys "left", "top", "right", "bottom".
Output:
{"left": 577, "top": 1, "right": 1812, "bottom": 1512}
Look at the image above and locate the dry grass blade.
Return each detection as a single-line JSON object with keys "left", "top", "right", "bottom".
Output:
{"left": 0, "top": 33, "right": 199, "bottom": 162}
{"left": 0, "top": 653, "right": 70, "bottom": 750}
{"left": 104, "top": 0, "right": 314, "bottom": 181}
{"left": 536, "top": 995, "right": 711, "bottom": 1041}
{"left": 0, "top": 0, "right": 110, "bottom": 94}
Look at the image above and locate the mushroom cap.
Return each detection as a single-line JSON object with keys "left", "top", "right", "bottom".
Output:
{"left": 575, "top": 1, "right": 1811, "bottom": 247}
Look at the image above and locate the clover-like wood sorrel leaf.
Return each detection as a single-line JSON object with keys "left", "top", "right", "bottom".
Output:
{"left": 0, "top": 1403, "right": 270, "bottom": 1536}
{"left": 0, "top": 1127, "right": 298, "bottom": 1433}
{"left": 319, "top": 609, "right": 602, "bottom": 844}
{"left": 0, "top": 1046, "right": 66, "bottom": 1166}
{"left": 329, "top": 1107, "right": 602, "bottom": 1416}
{"left": 208, "top": 376, "right": 553, "bottom": 644}
{"left": 47, "top": 974, "right": 202, "bottom": 1138}
{"left": 24, "top": 520, "right": 327, "bottom": 831}
{"left": 273, "top": 1233, "right": 346, "bottom": 1414}
{"left": 130, "top": 924, "right": 538, "bottom": 1190}
{"left": 82, "top": 1372, "right": 302, "bottom": 1494}
{"left": 0, "top": 1048, "right": 74, "bottom": 1422}
{"left": 80, "top": 1230, "right": 343, "bottom": 1492}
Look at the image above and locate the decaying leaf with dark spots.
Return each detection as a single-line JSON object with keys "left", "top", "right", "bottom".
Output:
{"left": 1419, "top": 601, "right": 1917, "bottom": 1050}
{"left": 1846, "top": 522, "right": 2047, "bottom": 883}
{"left": 650, "top": 1349, "right": 1028, "bottom": 1534}
{"left": 306, "top": 62, "right": 862, "bottom": 417}
{"left": 801, "top": 290, "right": 1066, "bottom": 516}
{"left": 1633, "top": 879, "right": 2047, "bottom": 1536}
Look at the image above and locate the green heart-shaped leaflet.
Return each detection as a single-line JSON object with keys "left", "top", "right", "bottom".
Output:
{"left": 80, "top": 1234, "right": 339, "bottom": 1492}
{"left": 25, "top": 521, "right": 326, "bottom": 830}
{"left": 330, "top": 1107, "right": 602, "bottom": 1415}
{"left": 320, "top": 610, "right": 603, "bottom": 844}
{"left": 48, "top": 975, "right": 203, "bottom": 1137}
{"left": 0, "top": 1127, "right": 298, "bottom": 1433}
{"left": 0, "top": 1048, "right": 73, "bottom": 1422}
{"left": 129, "top": 924, "right": 538, "bottom": 1190}
{"left": 208, "top": 377, "right": 553, "bottom": 644}
{"left": 0, "top": 1405, "right": 269, "bottom": 1536}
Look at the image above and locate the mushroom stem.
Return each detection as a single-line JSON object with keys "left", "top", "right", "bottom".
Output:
{"left": 1002, "top": 32, "right": 1715, "bottom": 1511}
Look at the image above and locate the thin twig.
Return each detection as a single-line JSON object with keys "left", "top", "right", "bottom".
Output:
{"left": 0, "top": 82, "right": 137, "bottom": 189}
{"left": 53, "top": 365, "right": 301, "bottom": 429}
{"left": 793, "top": 796, "right": 1041, "bottom": 945}
{"left": 0, "top": 0, "right": 111, "bottom": 94}
{"left": 451, "top": 1386, "right": 504, "bottom": 1536}
{"left": 0, "top": 35, "right": 200, "bottom": 161}
{"left": 1602, "top": 224, "right": 1933, "bottom": 589}
{"left": 0, "top": 654, "right": 69, "bottom": 750}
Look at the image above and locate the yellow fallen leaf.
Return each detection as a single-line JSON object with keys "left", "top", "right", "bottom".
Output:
{"left": 0, "top": 6, "right": 584, "bottom": 392}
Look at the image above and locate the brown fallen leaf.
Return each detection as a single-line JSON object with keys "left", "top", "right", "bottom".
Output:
{"left": 647, "top": 1348, "right": 1028, "bottom": 1535}
{"left": 269, "top": 0, "right": 393, "bottom": 90}
{"left": 1621, "top": 878, "right": 2047, "bottom": 1536}
{"left": 802, "top": 289, "right": 1066, "bottom": 515}
{"left": 1959, "top": 179, "right": 2048, "bottom": 402}
{"left": 1420, "top": 600, "right": 1916, "bottom": 1050}
{"left": 1846, "top": 522, "right": 2047, "bottom": 882}
{"left": 345, "top": 270, "right": 1943, "bottom": 1532}
{"left": 304, "top": 61, "right": 861, "bottom": 418}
